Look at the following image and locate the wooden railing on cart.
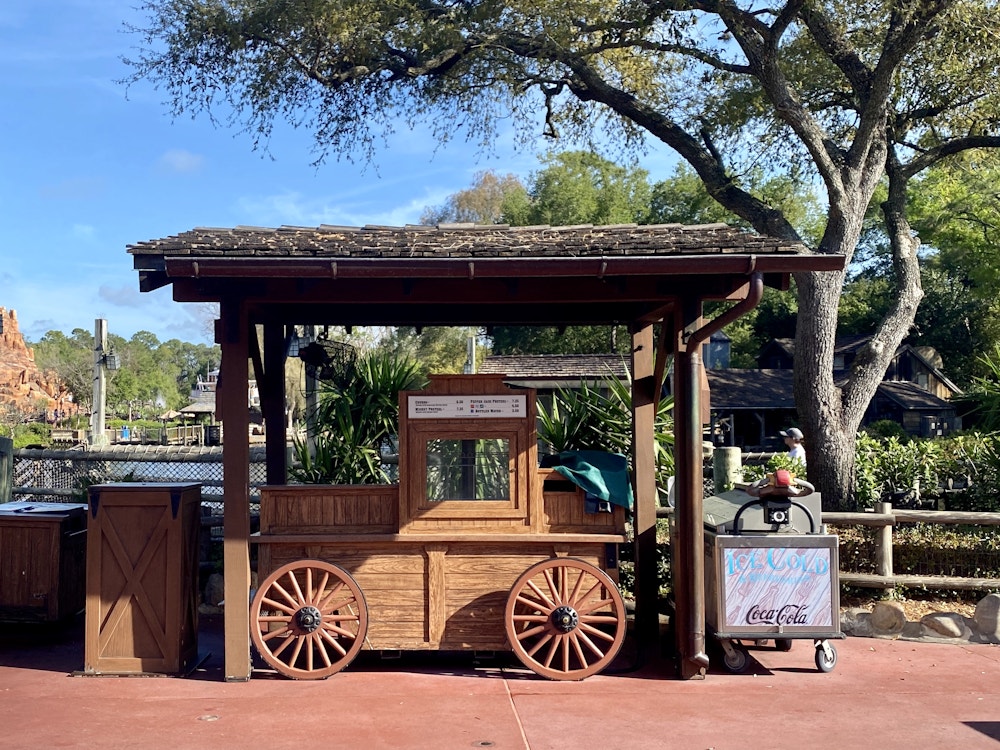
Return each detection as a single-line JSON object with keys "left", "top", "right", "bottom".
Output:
{"left": 658, "top": 502, "right": 1000, "bottom": 592}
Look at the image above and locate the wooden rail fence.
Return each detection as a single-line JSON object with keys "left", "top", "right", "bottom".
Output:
{"left": 658, "top": 502, "right": 1000, "bottom": 592}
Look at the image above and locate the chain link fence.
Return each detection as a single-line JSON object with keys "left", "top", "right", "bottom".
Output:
{"left": 12, "top": 445, "right": 267, "bottom": 516}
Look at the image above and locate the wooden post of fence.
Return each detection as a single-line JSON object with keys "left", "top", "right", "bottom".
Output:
{"left": 876, "top": 501, "right": 893, "bottom": 579}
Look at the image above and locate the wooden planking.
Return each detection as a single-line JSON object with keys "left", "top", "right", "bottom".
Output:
{"left": 85, "top": 483, "right": 201, "bottom": 675}
{"left": 254, "top": 538, "right": 614, "bottom": 652}
{"left": 260, "top": 485, "right": 399, "bottom": 534}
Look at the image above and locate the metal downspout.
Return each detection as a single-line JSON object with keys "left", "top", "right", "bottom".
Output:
{"left": 679, "top": 272, "right": 764, "bottom": 673}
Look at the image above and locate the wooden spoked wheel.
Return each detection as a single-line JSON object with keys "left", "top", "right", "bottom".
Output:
{"left": 504, "top": 558, "right": 627, "bottom": 681}
{"left": 250, "top": 560, "right": 368, "bottom": 680}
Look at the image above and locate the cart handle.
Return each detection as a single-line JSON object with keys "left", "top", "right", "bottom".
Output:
{"left": 730, "top": 497, "right": 817, "bottom": 535}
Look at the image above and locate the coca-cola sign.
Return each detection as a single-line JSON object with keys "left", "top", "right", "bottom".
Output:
{"left": 721, "top": 543, "right": 834, "bottom": 630}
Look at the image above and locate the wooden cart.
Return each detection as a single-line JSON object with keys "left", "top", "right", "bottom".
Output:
{"left": 252, "top": 375, "right": 628, "bottom": 681}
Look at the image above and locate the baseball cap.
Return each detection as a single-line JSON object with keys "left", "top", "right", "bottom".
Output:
{"left": 780, "top": 428, "right": 804, "bottom": 440}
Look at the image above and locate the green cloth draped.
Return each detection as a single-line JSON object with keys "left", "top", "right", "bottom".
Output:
{"left": 552, "top": 450, "right": 634, "bottom": 510}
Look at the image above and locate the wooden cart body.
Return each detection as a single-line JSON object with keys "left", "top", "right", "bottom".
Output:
{"left": 252, "top": 375, "right": 627, "bottom": 678}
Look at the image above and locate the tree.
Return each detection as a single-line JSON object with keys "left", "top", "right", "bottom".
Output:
{"left": 377, "top": 326, "right": 479, "bottom": 376}
{"left": 420, "top": 171, "right": 527, "bottom": 225}
{"left": 126, "top": 0, "right": 1000, "bottom": 509}
{"left": 31, "top": 329, "right": 95, "bottom": 411}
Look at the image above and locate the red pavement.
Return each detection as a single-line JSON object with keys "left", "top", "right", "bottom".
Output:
{"left": 1, "top": 616, "right": 998, "bottom": 749}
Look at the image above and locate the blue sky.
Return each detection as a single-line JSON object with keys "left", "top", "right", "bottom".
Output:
{"left": 1, "top": 1, "right": 677, "bottom": 346}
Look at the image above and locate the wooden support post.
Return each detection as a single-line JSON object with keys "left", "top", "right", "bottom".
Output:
{"left": 672, "top": 299, "right": 708, "bottom": 679}
{"left": 220, "top": 299, "right": 252, "bottom": 681}
{"left": 630, "top": 323, "right": 660, "bottom": 660}
{"left": 876, "top": 502, "right": 894, "bottom": 579}
{"left": 262, "top": 321, "right": 287, "bottom": 484}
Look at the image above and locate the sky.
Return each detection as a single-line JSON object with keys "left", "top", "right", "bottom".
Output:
{"left": 0, "top": 1, "right": 677, "bottom": 347}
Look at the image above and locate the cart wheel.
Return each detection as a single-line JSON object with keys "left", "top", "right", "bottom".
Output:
{"left": 250, "top": 560, "right": 368, "bottom": 680}
{"left": 722, "top": 643, "right": 750, "bottom": 673}
{"left": 775, "top": 638, "right": 793, "bottom": 652}
{"left": 505, "top": 558, "right": 626, "bottom": 681}
{"left": 814, "top": 642, "right": 837, "bottom": 673}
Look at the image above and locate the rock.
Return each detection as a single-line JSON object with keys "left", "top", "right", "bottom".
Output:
{"left": 974, "top": 593, "right": 1000, "bottom": 644}
{"left": 204, "top": 572, "right": 225, "bottom": 605}
{"left": 0, "top": 307, "right": 77, "bottom": 418}
{"left": 870, "top": 601, "right": 906, "bottom": 635}
{"left": 920, "top": 612, "right": 972, "bottom": 640}
{"left": 840, "top": 607, "right": 873, "bottom": 637}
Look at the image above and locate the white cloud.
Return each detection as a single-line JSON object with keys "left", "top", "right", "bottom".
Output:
{"left": 157, "top": 149, "right": 205, "bottom": 175}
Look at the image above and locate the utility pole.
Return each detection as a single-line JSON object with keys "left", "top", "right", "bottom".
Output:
{"left": 90, "top": 319, "right": 109, "bottom": 447}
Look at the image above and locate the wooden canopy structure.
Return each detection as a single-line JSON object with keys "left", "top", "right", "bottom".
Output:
{"left": 128, "top": 222, "right": 844, "bottom": 681}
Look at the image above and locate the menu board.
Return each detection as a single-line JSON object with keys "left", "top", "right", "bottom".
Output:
{"left": 408, "top": 394, "right": 527, "bottom": 419}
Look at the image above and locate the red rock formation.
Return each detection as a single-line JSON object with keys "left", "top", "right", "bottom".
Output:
{"left": 0, "top": 308, "right": 77, "bottom": 419}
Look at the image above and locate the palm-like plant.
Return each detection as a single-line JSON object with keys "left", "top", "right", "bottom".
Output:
{"left": 537, "top": 368, "right": 674, "bottom": 492}
{"left": 290, "top": 351, "right": 425, "bottom": 484}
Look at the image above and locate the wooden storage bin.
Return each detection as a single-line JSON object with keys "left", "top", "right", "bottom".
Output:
{"left": 0, "top": 502, "right": 87, "bottom": 623}
{"left": 84, "top": 483, "right": 201, "bottom": 674}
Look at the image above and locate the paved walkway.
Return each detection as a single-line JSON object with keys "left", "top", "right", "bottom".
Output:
{"left": 1, "top": 616, "right": 999, "bottom": 749}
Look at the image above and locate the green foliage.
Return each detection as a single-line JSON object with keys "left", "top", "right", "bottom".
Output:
{"left": 289, "top": 351, "right": 425, "bottom": 484}
{"left": 11, "top": 422, "right": 50, "bottom": 449}
{"left": 419, "top": 171, "right": 527, "bottom": 225}
{"left": 862, "top": 420, "right": 910, "bottom": 441}
{"left": 852, "top": 431, "right": 1000, "bottom": 512}
{"left": 31, "top": 328, "right": 219, "bottom": 418}
{"left": 376, "top": 326, "right": 480, "bottom": 376}
{"left": 537, "top": 372, "right": 675, "bottom": 500}
{"left": 955, "top": 345, "right": 1000, "bottom": 431}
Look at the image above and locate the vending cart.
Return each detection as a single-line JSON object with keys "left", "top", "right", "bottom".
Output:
{"left": 252, "top": 375, "right": 629, "bottom": 681}
{"left": 703, "top": 472, "right": 843, "bottom": 673}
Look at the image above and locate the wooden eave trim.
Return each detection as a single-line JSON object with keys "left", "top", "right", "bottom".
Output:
{"left": 161, "top": 253, "right": 845, "bottom": 281}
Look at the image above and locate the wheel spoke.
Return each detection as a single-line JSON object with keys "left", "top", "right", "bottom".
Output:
{"left": 575, "top": 629, "right": 606, "bottom": 658}
{"left": 261, "top": 625, "right": 291, "bottom": 642}
{"left": 525, "top": 632, "right": 554, "bottom": 657}
{"left": 541, "top": 633, "right": 562, "bottom": 668}
{"left": 316, "top": 580, "right": 347, "bottom": 611}
{"left": 270, "top": 632, "right": 298, "bottom": 658}
{"left": 260, "top": 596, "right": 298, "bottom": 616}
{"left": 267, "top": 582, "right": 300, "bottom": 611}
{"left": 285, "top": 570, "right": 307, "bottom": 607}
{"left": 515, "top": 623, "right": 549, "bottom": 641}
{"left": 578, "top": 621, "right": 616, "bottom": 643}
{"left": 569, "top": 633, "right": 589, "bottom": 668}
{"left": 526, "top": 579, "right": 557, "bottom": 611}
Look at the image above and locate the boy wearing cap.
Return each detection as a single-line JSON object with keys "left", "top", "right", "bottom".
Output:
{"left": 780, "top": 427, "right": 806, "bottom": 465}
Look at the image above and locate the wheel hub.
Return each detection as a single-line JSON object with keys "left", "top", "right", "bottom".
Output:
{"left": 296, "top": 605, "right": 323, "bottom": 633}
{"left": 551, "top": 605, "right": 579, "bottom": 633}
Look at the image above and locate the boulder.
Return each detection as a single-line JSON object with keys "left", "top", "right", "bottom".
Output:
{"left": 870, "top": 601, "right": 906, "bottom": 635}
{"left": 840, "top": 607, "right": 873, "bottom": 637}
{"left": 920, "top": 612, "right": 972, "bottom": 640}
{"left": 974, "top": 593, "right": 1000, "bottom": 644}
{"left": 204, "top": 572, "right": 225, "bottom": 606}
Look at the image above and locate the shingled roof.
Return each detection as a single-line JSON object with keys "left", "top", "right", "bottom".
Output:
{"left": 128, "top": 222, "right": 844, "bottom": 328}
{"left": 480, "top": 354, "right": 629, "bottom": 382}
{"left": 129, "top": 222, "right": 810, "bottom": 260}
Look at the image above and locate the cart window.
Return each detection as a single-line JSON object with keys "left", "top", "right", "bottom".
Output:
{"left": 425, "top": 438, "right": 511, "bottom": 501}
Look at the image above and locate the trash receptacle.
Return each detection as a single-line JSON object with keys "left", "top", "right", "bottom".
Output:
{"left": 0, "top": 501, "right": 87, "bottom": 622}
{"left": 703, "top": 478, "right": 843, "bottom": 674}
{"left": 84, "top": 482, "right": 201, "bottom": 674}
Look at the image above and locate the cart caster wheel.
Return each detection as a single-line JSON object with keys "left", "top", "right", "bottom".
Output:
{"left": 775, "top": 638, "right": 793, "bottom": 652}
{"left": 815, "top": 642, "right": 837, "bottom": 673}
{"left": 722, "top": 644, "right": 750, "bottom": 674}
{"left": 250, "top": 560, "right": 368, "bottom": 680}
